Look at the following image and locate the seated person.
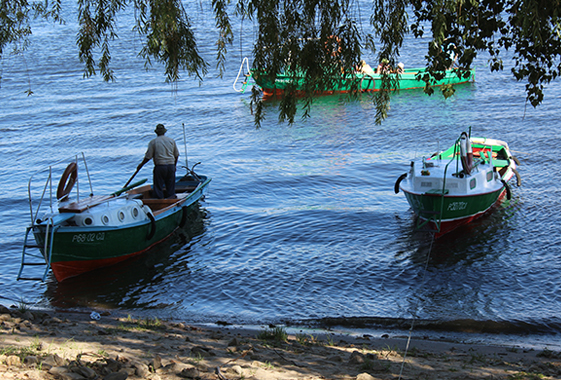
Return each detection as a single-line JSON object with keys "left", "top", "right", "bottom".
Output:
{"left": 396, "top": 62, "right": 405, "bottom": 73}
{"left": 376, "top": 59, "right": 391, "bottom": 74}
{"left": 359, "top": 60, "right": 375, "bottom": 75}
{"left": 444, "top": 42, "right": 458, "bottom": 68}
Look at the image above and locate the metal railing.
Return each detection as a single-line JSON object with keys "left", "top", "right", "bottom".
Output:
{"left": 27, "top": 153, "right": 93, "bottom": 226}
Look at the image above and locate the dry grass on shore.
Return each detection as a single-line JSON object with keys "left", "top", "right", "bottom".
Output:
{"left": 1, "top": 305, "right": 561, "bottom": 380}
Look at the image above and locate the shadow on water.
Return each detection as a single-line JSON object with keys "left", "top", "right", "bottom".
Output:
{"left": 309, "top": 198, "right": 560, "bottom": 337}
{"left": 429, "top": 194, "right": 522, "bottom": 264}
{"left": 41, "top": 206, "right": 208, "bottom": 311}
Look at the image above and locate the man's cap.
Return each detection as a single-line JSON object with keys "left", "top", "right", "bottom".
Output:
{"left": 155, "top": 124, "right": 167, "bottom": 134}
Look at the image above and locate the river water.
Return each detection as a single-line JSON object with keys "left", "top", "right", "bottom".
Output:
{"left": 1, "top": 4, "right": 560, "bottom": 349}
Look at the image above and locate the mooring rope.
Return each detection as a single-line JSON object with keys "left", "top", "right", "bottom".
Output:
{"left": 397, "top": 232, "right": 435, "bottom": 380}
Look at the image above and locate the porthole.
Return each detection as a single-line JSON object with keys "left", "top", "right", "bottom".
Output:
{"left": 84, "top": 217, "right": 93, "bottom": 226}
{"left": 131, "top": 207, "right": 139, "bottom": 218}
{"left": 118, "top": 211, "right": 126, "bottom": 221}
{"left": 102, "top": 215, "right": 110, "bottom": 225}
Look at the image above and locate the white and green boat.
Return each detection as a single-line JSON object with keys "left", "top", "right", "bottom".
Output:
{"left": 18, "top": 153, "right": 211, "bottom": 282}
{"left": 395, "top": 131, "right": 520, "bottom": 237}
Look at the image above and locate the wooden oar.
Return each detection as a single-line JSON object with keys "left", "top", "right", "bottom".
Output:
{"left": 112, "top": 168, "right": 146, "bottom": 197}
{"left": 112, "top": 179, "right": 147, "bottom": 196}
{"left": 124, "top": 168, "right": 140, "bottom": 188}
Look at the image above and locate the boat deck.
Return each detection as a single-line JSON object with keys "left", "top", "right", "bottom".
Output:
{"left": 58, "top": 183, "right": 197, "bottom": 215}
{"left": 58, "top": 195, "right": 115, "bottom": 213}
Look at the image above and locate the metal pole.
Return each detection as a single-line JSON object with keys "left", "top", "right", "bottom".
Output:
{"left": 182, "top": 123, "right": 189, "bottom": 170}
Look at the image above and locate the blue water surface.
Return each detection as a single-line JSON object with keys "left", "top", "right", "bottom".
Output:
{"left": 1, "top": 3, "right": 560, "bottom": 349}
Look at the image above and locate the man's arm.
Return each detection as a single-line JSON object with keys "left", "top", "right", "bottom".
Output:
{"left": 137, "top": 157, "right": 150, "bottom": 171}
{"left": 173, "top": 141, "right": 180, "bottom": 166}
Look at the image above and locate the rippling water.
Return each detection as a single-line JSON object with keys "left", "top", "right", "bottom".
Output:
{"left": 1, "top": 4, "right": 560, "bottom": 348}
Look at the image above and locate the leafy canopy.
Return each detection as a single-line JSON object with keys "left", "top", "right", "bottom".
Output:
{"left": 1, "top": 0, "right": 560, "bottom": 124}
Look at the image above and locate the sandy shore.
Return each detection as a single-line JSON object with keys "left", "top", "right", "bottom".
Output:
{"left": 1, "top": 305, "right": 560, "bottom": 380}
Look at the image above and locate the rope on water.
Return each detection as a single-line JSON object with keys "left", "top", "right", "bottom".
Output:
{"left": 397, "top": 232, "right": 435, "bottom": 380}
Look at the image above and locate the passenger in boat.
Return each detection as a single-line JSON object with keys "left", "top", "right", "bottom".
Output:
{"left": 396, "top": 62, "right": 405, "bottom": 74}
{"left": 375, "top": 59, "right": 391, "bottom": 74}
{"left": 136, "top": 124, "right": 180, "bottom": 199}
{"left": 359, "top": 60, "right": 375, "bottom": 75}
{"left": 445, "top": 42, "right": 458, "bottom": 69}
{"left": 325, "top": 35, "right": 342, "bottom": 57}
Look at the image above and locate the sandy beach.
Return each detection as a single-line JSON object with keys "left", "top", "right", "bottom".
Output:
{"left": 1, "top": 304, "right": 560, "bottom": 380}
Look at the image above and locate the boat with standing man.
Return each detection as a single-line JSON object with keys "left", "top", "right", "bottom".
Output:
{"left": 18, "top": 153, "right": 211, "bottom": 282}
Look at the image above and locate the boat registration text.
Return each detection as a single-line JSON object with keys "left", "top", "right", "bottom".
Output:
{"left": 72, "top": 233, "right": 106, "bottom": 243}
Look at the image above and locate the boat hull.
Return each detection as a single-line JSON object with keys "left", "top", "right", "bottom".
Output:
{"left": 253, "top": 68, "right": 475, "bottom": 98}
{"left": 402, "top": 186, "right": 506, "bottom": 236}
{"left": 33, "top": 204, "right": 185, "bottom": 281}
{"left": 31, "top": 174, "right": 210, "bottom": 282}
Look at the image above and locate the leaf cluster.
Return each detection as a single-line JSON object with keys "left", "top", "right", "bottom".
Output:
{"left": 75, "top": 0, "right": 208, "bottom": 83}
{"left": 1, "top": 0, "right": 62, "bottom": 56}
{"left": 406, "top": 0, "right": 561, "bottom": 108}
{"left": 245, "top": 0, "right": 560, "bottom": 124}
{"left": 239, "top": 0, "right": 369, "bottom": 124}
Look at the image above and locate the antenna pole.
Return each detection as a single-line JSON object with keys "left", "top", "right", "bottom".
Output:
{"left": 182, "top": 123, "right": 189, "bottom": 170}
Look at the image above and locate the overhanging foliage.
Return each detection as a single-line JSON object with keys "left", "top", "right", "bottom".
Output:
{"left": 1, "top": 0, "right": 560, "bottom": 124}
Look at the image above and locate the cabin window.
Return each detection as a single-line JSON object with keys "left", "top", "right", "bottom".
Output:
{"left": 470, "top": 178, "right": 476, "bottom": 189}
{"left": 421, "top": 182, "right": 432, "bottom": 187}
{"left": 487, "top": 171, "right": 493, "bottom": 182}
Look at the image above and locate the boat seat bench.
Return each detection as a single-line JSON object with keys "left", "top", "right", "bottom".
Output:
{"left": 142, "top": 193, "right": 189, "bottom": 213}
{"left": 492, "top": 159, "right": 510, "bottom": 168}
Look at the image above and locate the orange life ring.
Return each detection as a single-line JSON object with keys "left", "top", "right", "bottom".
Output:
{"left": 57, "top": 162, "right": 78, "bottom": 200}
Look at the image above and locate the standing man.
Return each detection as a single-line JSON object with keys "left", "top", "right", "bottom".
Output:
{"left": 137, "top": 124, "right": 180, "bottom": 199}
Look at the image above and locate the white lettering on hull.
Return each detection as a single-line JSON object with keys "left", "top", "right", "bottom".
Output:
{"left": 447, "top": 202, "right": 468, "bottom": 211}
{"left": 71, "top": 233, "right": 105, "bottom": 243}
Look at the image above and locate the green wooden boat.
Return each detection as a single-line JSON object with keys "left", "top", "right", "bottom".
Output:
{"left": 394, "top": 131, "right": 520, "bottom": 237}
{"left": 233, "top": 58, "right": 474, "bottom": 97}
{"left": 18, "top": 153, "right": 211, "bottom": 282}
